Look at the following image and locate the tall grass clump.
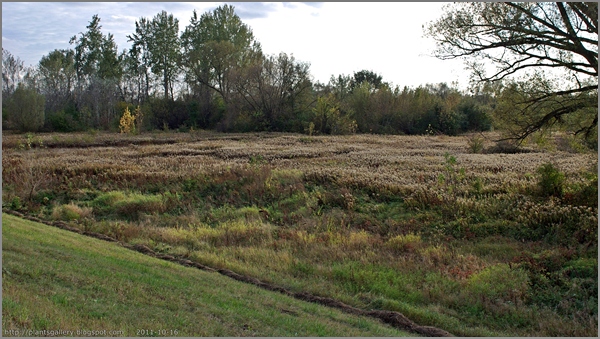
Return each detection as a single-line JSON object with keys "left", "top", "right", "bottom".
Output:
{"left": 466, "top": 264, "right": 530, "bottom": 308}
{"left": 90, "top": 191, "right": 167, "bottom": 220}
{"left": 386, "top": 233, "right": 422, "bottom": 253}
{"left": 51, "top": 203, "right": 92, "bottom": 221}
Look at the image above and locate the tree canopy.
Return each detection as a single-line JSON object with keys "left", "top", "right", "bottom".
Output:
{"left": 181, "top": 5, "right": 262, "bottom": 104}
{"left": 426, "top": 2, "right": 598, "bottom": 143}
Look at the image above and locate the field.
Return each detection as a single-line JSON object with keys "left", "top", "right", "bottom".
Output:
{"left": 2, "top": 130, "right": 598, "bottom": 336}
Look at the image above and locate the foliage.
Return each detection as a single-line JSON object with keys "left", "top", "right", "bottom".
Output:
{"left": 2, "top": 48, "right": 25, "bottom": 97}
{"left": 69, "top": 15, "right": 122, "bottom": 129}
{"left": 181, "top": 4, "right": 262, "bottom": 105}
{"left": 119, "top": 107, "right": 136, "bottom": 134}
{"left": 70, "top": 15, "right": 121, "bottom": 81}
{"left": 466, "top": 264, "right": 529, "bottom": 306}
{"left": 350, "top": 70, "right": 384, "bottom": 91}
{"left": 466, "top": 133, "right": 485, "bottom": 153}
{"left": 310, "top": 94, "right": 357, "bottom": 135}
{"left": 146, "top": 98, "right": 189, "bottom": 130}
{"left": 5, "top": 84, "right": 45, "bottom": 132}
{"left": 128, "top": 11, "right": 180, "bottom": 100}
{"left": 234, "top": 52, "right": 313, "bottom": 132}
{"left": 38, "top": 49, "right": 76, "bottom": 114}
{"left": 51, "top": 203, "right": 92, "bottom": 220}
{"left": 536, "top": 163, "right": 565, "bottom": 198}
{"left": 2, "top": 5, "right": 509, "bottom": 137}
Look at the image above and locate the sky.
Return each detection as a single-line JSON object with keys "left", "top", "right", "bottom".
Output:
{"left": 2, "top": 2, "right": 469, "bottom": 90}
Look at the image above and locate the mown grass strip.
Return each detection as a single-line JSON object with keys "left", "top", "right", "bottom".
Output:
{"left": 2, "top": 212, "right": 413, "bottom": 337}
{"left": 3, "top": 210, "right": 453, "bottom": 336}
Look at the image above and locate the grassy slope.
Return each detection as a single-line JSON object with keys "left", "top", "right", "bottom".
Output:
{"left": 1, "top": 213, "right": 411, "bottom": 337}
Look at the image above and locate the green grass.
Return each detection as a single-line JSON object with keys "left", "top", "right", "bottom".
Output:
{"left": 1, "top": 213, "right": 412, "bottom": 337}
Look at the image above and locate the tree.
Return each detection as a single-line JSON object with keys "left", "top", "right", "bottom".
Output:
{"left": 70, "top": 15, "right": 123, "bottom": 128}
{"left": 2, "top": 49, "right": 25, "bottom": 98}
{"left": 128, "top": 12, "right": 181, "bottom": 101}
{"left": 235, "top": 52, "right": 312, "bottom": 131}
{"left": 149, "top": 11, "right": 181, "bottom": 100}
{"left": 426, "top": 2, "right": 598, "bottom": 143}
{"left": 311, "top": 94, "right": 357, "bottom": 135}
{"left": 38, "top": 49, "right": 76, "bottom": 113}
{"left": 6, "top": 83, "right": 45, "bottom": 132}
{"left": 70, "top": 15, "right": 121, "bottom": 82}
{"left": 351, "top": 70, "right": 384, "bottom": 92}
{"left": 181, "top": 5, "right": 262, "bottom": 105}
{"left": 126, "top": 17, "right": 153, "bottom": 103}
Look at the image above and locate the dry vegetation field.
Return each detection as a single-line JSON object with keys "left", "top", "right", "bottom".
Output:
{"left": 2, "top": 130, "right": 598, "bottom": 336}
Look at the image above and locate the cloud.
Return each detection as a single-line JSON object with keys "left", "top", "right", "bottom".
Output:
{"left": 225, "top": 2, "right": 280, "bottom": 19}
{"left": 299, "top": 2, "right": 324, "bottom": 8}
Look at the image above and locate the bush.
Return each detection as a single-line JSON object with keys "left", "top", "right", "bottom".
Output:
{"left": 458, "top": 99, "right": 492, "bottom": 132}
{"left": 311, "top": 94, "right": 357, "bottom": 135}
{"left": 6, "top": 84, "right": 45, "bottom": 132}
{"left": 46, "top": 109, "right": 79, "bottom": 132}
{"left": 466, "top": 133, "right": 485, "bottom": 153}
{"left": 119, "top": 106, "right": 136, "bottom": 134}
{"left": 147, "top": 98, "right": 189, "bottom": 130}
{"left": 536, "top": 163, "right": 565, "bottom": 197}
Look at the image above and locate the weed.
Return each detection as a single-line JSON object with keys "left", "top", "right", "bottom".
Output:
{"left": 466, "top": 133, "right": 485, "bottom": 153}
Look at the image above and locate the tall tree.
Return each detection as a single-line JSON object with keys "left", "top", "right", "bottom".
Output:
{"left": 147, "top": 11, "right": 181, "bottom": 100}
{"left": 38, "top": 49, "right": 76, "bottom": 113}
{"left": 126, "top": 17, "right": 153, "bottom": 103}
{"left": 181, "top": 5, "right": 262, "bottom": 104}
{"left": 70, "top": 15, "right": 121, "bottom": 81}
{"left": 70, "top": 14, "right": 122, "bottom": 128}
{"left": 426, "top": 2, "right": 598, "bottom": 142}
{"left": 2, "top": 49, "right": 25, "bottom": 98}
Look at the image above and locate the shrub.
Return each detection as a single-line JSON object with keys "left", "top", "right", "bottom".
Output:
{"left": 92, "top": 191, "right": 126, "bottom": 208}
{"left": 46, "top": 109, "right": 78, "bottom": 132}
{"left": 536, "top": 163, "right": 565, "bottom": 197}
{"left": 51, "top": 203, "right": 92, "bottom": 221}
{"left": 311, "top": 94, "right": 357, "bottom": 135}
{"left": 119, "top": 107, "right": 136, "bottom": 134}
{"left": 466, "top": 133, "right": 485, "bottom": 153}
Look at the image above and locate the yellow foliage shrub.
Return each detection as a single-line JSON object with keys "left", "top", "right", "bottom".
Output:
{"left": 119, "top": 107, "right": 136, "bottom": 134}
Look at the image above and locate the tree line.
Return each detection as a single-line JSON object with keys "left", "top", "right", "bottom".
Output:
{"left": 3, "top": 3, "right": 596, "bottom": 145}
{"left": 1, "top": 5, "right": 493, "bottom": 136}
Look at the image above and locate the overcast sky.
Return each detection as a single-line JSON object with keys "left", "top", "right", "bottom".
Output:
{"left": 2, "top": 2, "right": 469, "bottom": 89}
